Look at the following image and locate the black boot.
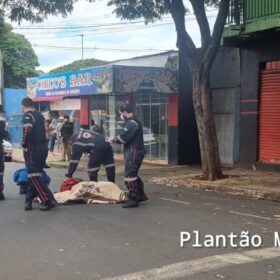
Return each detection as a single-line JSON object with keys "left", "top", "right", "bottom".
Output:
{"left": 19, "top": 185, "right": 27, "bottom": 195}
{"left": 0, "top": 184, "right": 5, "bottom": 201}
{"left": 122, "top": 198, "right": 139, "bottom": 208}
{"left": 24, "top": 202, "right": 32, "bottom": 211}
{"left": 137, "top": 190, "right": 148, "bottom": 203}
{"left": 0, "top": 191, "right": 5, "bottom": 201}
{"left": 43, "top": 163, "right": 51, "bottom": 169}
{"left": 39, "top": 201, "right": 57, "bottom": 211}
{"left": 50, "top": 200, "right": 58, "bottom": 208}
{"left": 39, "top": 203, "right": 52, "bottom": 211}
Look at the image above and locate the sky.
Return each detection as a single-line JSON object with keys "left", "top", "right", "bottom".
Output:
{"left": 10, "top": 0, "right": 217, "bottom": 73}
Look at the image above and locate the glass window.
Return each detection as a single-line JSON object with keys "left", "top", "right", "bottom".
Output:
{"left": 89, "top": 93, "right": 168, "bottom": 162}
{"left": 134, "top": 93, "right": 168, "bottom": 161}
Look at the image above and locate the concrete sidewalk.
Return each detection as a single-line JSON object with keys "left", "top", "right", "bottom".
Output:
{"left": 12, "top": 148, "right": 280, "bottom": 202}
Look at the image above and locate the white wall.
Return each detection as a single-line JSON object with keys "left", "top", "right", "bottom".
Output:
{"left": 50, "top": 99, "right": 81, "bottom": 110}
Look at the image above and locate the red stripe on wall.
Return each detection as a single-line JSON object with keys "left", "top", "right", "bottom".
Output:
{"left": 168, "top": 95, "right": 178, "bottom": 127}
{"left": 240, "top": 99, "right": 258, "bottom": 103}
{"left": 80, "top": 97, "right": 89, "bottom": 125}
{"left": 240, "top": 111, "right": 258, "bottom": 115}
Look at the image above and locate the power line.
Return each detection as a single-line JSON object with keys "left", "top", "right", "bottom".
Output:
{"left": 15, "top": 13, "right": 217, "bottom": 41}
{"left": 13, "top": 18, "right": 171, "bottom": 30}
{"left": 13, "top": 9, "right": 218, "bottom": 30}
{"left": 32, "top": 43, "right": 171, "bottom": 52}
{"left": 22, "top": 22, "right": 175, "bottom": 39}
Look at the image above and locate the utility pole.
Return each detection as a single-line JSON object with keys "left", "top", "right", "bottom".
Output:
{"left": 79, "top": 34, "right": 84, "bottom": 68}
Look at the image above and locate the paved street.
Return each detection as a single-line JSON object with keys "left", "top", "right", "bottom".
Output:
{"left": 1, "top": 162, "right": 280, "bottom": 280}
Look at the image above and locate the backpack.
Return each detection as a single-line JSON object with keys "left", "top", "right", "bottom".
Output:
{"left": 13, "top": 169, "right": 50, "bottom": 187}
{"left": 60, "top": 178, "right": 83, "bottom": 192}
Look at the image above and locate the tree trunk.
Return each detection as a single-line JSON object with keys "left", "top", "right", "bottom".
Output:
{"left": 191, "top": 68, "right": 223, "bottom": 181}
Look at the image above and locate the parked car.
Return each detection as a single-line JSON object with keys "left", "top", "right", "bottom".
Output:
{"left": 143, "top": 127, "right": 156, "bottom": 146}
{"left": 3, "top": 140, "right": 13, "bottom": 161}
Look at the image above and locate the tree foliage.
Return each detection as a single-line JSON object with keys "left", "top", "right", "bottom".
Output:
{"left": 0, "top": 12, "right": 39, "bottom": 88}
{"left": 0, "top": 0, "right": 76, "bottom": 23}
{"left": 49, "top": 58, "right": 107, "bottom": 74}
{"left": 108, "top": 0, "right": 221, "bottom": 23}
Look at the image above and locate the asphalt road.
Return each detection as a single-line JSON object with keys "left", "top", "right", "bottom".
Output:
{"left": 0, "top": 162, "right": 280, "bottom": 280}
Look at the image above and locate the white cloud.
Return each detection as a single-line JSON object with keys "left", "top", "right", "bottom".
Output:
{"left": 10, "top": 0, "right": 217, "bottom": 73}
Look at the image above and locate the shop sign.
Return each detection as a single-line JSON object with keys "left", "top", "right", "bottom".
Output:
{"left": 27, "top": 66, "right": 113, "bottom": 100}
{"left": 113, "top": 66, "right": 178, "bottom": 94}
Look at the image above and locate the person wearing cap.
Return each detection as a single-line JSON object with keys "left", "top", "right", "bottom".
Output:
{"left": 0, "top": 105, "right": 9, "bottom": 200}
{"left": 21, "top": 97, "right": 56, "bottom": 211}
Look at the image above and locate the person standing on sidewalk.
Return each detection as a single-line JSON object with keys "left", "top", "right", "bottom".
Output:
{"left": 44, "top": 119, "right": 52, "bottom": 168}
{"left": 60, "top": 115, "right": 74, "bottom": 162}
{"left": 111, "top": 103, "right": 148, "bottom": 208}
{"left": 0, "top": 105, "right": 8, "bottom": 200}
{"left": 21, "top": 97, "right": 56, "bottom": 211}
{"left": 49, "top": 111, "right": 59, "bottom": 156}
{"left": 56, "top": 116, "right": 64, "bottom": 153}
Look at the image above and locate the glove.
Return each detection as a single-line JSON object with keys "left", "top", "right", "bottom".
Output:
{"left": 65, "top": 173, "right": 72, "bottom": 178}
{"left": 112, "top": 136, "right": 118, "bottom": 143}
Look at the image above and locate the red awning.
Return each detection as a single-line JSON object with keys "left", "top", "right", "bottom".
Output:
{"left": 32, "top": 97, "right": 63, "bottom": 102}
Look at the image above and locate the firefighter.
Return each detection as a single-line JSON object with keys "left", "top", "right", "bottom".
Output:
{"left": 21, "top": 97, "right": 56, "bottom": 211}
{"left": 0, "top": 105, "right": 8, "bottom": 200}
{"left": 65, "top": 125, "right": 115, "bottom": 183}
{"left": 111, "top": 103, "right": 148, "bottom": 208}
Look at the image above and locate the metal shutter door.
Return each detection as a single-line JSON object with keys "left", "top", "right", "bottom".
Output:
{"left": 259, "top": 62, "right": 280, "bottom": 163}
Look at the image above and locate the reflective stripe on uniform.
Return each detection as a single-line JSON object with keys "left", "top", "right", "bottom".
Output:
{"left": 117, "top": 135, "right": 126, "bottom": 144}
{"left": 23, "top": 123, "right": 33, "bottom": 128}
{"left": 88, "top": 167, "right": 100, "bottom": 172}
{"left": 28, "top": 173, "right": 42, "bottom": 178}
{"left": 27, "top": 113, "right": 35, "bottom": 123}
{"left": 104, "top": 163, "right": 115, "bottom": 168}
{"left": 74, "top": 142, "right": 95, "bottom": 147}
{"left": 130, "top": 120, "right": 138, "bottom": 128}
{"left": 70, "top": 160, "right": 80, "bottom": 163}
{"left": 124, "top": 177, "right": 137, "bottom": 182}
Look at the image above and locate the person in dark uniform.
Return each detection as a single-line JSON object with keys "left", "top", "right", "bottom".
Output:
{"left": 65, "top": 125, "right": 115, "bottom": 183}
{"left": 21, "top": 97, "right": 56, "bottom": 211}
{"left": 111, "top": 103, "right": 148, "bottom": 208}
{"left": 0, "top": 105, "right": 8, "bottom": 200}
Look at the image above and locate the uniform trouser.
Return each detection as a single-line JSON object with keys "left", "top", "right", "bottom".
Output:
{"left": 24, "top": 143, "right": 55, "bottom": 204}
{"left": 0, "top": 145, "right": 4, "bottom": 192}
{"left": 88, "top": 144, "right": 115, "bottom": 183}
{"left": 124, "top": 148, "right": 145, "bottom": 198}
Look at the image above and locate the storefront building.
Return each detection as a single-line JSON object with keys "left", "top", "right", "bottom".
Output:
{"left": 27, "top": 64, "right": 181, "bottom": 164}
{"left": 223, "top": 0, "right": 280, "bottom": 170}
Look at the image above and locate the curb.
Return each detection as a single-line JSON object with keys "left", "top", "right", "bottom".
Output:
{"left": 151, "top": 177, "right": 280, "bottom": 202}
{"left": 13, "top": 159, "right": 86, "bottom": 171}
